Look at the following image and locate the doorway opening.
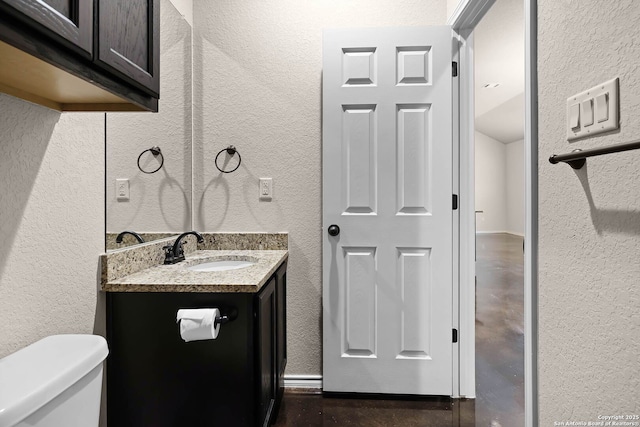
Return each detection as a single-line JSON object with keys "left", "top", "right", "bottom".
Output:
{"left": 472, "top": 0, "right": 526, "bottom": 424}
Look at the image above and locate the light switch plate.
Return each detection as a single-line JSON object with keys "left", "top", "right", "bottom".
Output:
{"left": 567, "top": 77, "right": 619, "bottom": 141}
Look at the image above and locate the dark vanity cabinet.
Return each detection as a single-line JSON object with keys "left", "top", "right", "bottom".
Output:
{"left": 257, "top": 277, "right": 277, "bottom": 424}
{"left": 0, "top": 0, "right": 159, "bottom": 111}
{"left": 106, "top": 261, "right": 287, "bottom": 427}
{"left": 275, "top": 262, "right": 287, "bottom": 402}
{"left": 254, "top": 266, "right": 287, "bottom": 425}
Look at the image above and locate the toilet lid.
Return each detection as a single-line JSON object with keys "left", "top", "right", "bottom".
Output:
{"left": 0, "top": 334, "right": 108, "bottom": 427}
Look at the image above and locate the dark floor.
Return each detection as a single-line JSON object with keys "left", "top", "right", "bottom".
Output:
{"left": 273, "top": 233, "right": 525, "bottom": 427}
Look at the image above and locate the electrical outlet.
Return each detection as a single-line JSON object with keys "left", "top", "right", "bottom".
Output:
{"left": 116, "top": 179, "right": 129, "bottom": 201}
{"left": 259, "top": 178, "right": 273, "bottom": 200}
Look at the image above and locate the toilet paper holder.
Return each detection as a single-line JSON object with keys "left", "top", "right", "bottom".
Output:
{"left": 215, "top": 314, "right": 230, "bottom": 327}
{"left": 176, "top": 307, "right": 238, "bottom": 343}
{"left": 176, "top": 306, "right": 237, "bottom": 328}
{"left": 217, "top": 306, "right": 238, "bottom": 324}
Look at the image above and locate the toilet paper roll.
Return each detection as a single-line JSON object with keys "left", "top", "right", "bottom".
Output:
{"left": 176, "top": 308, "right": 220, "bottom": 342}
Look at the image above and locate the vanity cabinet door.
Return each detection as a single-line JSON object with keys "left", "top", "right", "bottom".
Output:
{"left": 96, "top": 0, "right": 160, "bottom": 97}
{"left": 256, "top": 277, "right": 277, "bottom": 426}
{"left": 0, "top": 0, "right": 93, "bottom": 56}
{"left": 276, "top": 263, "right": 287, "bottom": 396}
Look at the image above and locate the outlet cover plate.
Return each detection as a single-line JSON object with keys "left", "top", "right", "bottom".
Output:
{"left": 116, "top": 179, "right": 129, "bottom": 201}
{"left": 259, "top": 178, "right": 272, "bottom": 200}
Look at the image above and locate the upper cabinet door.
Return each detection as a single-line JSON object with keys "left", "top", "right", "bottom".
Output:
{"left": 0, "top": 0, "right": 93, "bottom": 57}
{"left": 96, "top": 0, "right": 159, "bottom": 97}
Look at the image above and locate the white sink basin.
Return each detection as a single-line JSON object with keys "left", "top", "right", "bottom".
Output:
{"left": 187, "top": 259, "right": 256, "bottom": 272}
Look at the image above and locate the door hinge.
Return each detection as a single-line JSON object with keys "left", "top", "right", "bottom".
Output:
{"left": 452, "top": 194, "right": 458, "bottom": 210}
{"left": 452, "top": 61, "right": 458, "bottom": 77}
{"left": 453, "top": 329, "right": 458, "bottom": 343}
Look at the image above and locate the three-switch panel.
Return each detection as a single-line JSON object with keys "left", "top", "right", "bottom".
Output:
{"left": 567, "top": 77, "right": 619, "bottom": 141}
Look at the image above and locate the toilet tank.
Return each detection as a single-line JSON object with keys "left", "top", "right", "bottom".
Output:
{"left": 0, "top": 334, "right": 109, "bottom": 427}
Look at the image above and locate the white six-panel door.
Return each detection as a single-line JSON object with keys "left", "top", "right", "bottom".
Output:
{"left": 322, "top": 26, "right": 453, "bottom": 395}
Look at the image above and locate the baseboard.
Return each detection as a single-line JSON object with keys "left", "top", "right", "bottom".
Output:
{"left": 476, "top": 231, "right": 524, "bottom": 237}
{"left": 284, "top": 374, "right": 323, "bottom": 389}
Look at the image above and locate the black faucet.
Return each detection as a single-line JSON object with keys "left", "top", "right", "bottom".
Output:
{"left": 163, "top": 231, "right": 204, "bottom": 264}
{"left": 115, "top": 231, "right": 144, "bottom": 244}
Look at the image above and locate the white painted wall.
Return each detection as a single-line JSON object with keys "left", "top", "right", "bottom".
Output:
{"left": 167, "top": 0, "right": 192, "bottom": 26}
{"left": 475, "top": 131, "right": 507, "bottom": 232}
{"left": 506, "top": 139, "right": 524, "bottom": 235}
{"left": 106, "top": 0, "right": 192, "bottom": 235}
{"left": 473, "top": 0, "right": 524, "bottom": 119}
{"left": 538, "top": 0, "right": 640, "bottom": 422}
{"left": 193, "top": 0, "right": 447, "bottom": 375}
{"left": 475, "top": 132, "right": 524, "bottom": 235}
{"left": 0, "top": 94, "right": 105, "bottom": 358}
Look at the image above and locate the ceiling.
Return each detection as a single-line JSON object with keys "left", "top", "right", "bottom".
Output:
{"left": 473, "top": 0, "right": 525, "bottom": 143}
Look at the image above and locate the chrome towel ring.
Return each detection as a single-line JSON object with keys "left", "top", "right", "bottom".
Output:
{"left": 137, "top": 146, "right": 164, "bottom": 174}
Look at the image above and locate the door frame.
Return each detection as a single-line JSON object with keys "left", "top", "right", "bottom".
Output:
{"left": 449, "top": 0, "right": 538, "bottom": 426}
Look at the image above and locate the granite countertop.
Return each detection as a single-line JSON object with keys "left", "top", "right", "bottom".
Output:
{"left": 102, "top": 249, "right": 288, "bottom": 293}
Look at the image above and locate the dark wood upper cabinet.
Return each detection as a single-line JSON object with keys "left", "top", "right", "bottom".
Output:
{"left": 0, "top": 0, "right": 159, "bottom": 111}
{"left": 96, "top": 0, "right": 159, "bottom": 97}
{"left": 0, "top": 0, "right": 93, "bottom": 57}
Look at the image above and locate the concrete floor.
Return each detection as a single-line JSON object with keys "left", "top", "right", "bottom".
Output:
{"left": 273, "top": 233, "right": 525, "bottom": 426}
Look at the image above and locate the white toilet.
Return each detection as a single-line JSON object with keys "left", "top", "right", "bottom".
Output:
{"left": 0, "top": 334, "right": 108, "bottom": 427}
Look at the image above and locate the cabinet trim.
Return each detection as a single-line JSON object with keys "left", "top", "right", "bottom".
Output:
{"left": 96, "top": 0, "right": 160, "bottom": 97}
{"left": 255, "top": 278, "right": 277, "bottom": 426}
{"left": 0, "top": 0, "right": 93, "bottom": 56}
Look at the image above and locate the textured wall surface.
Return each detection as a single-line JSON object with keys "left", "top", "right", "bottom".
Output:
{"left": 475, "top": 131, "right": 508, "bottom": 233}
{"left": 0, "top": 94, "right": 105, "bottom": 358}
{"left": 106, "top": 0, "right": 192, "bottom": 237}
{"left": 193, "top": 0, "right": 447, "bottom": 375}
{"left": 538, "top": 0, "right": 640, "bottom": 422}
{"left": 506, "top": 139, "right": 524, "bottom": 235}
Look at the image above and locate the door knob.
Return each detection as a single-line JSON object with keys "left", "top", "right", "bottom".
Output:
{"left": 328, "top": 225, "right": 340, "bottom": 236}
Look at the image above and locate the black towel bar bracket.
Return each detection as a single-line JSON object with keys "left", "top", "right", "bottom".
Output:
{"left": 549, "top": 139, "right": 640, "bottom": 169}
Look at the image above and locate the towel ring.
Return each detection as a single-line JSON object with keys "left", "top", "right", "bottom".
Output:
{"left": 137, "top": 146, "right": 164, "bottom": 174}
{"left": 215, "top": 145, "right": 242, "bottom": 173}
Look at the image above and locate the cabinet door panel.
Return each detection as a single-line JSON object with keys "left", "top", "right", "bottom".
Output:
{"left": 107, "top": 292, "right": 256, "bottom": 427}
{"left": 41, "top": 0, "right": 70, "bottom": 16}
{"left": 276, "top": 266, "right": 287, "bottom": 380}
{"left": 257, "top": 278, "right": 276, "bottom": 426}
{"left": 0, "top": 0, "right": 92, "bottom": 56}
{"left": 96, "top": 0, "right": 159, "bottom": 96}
